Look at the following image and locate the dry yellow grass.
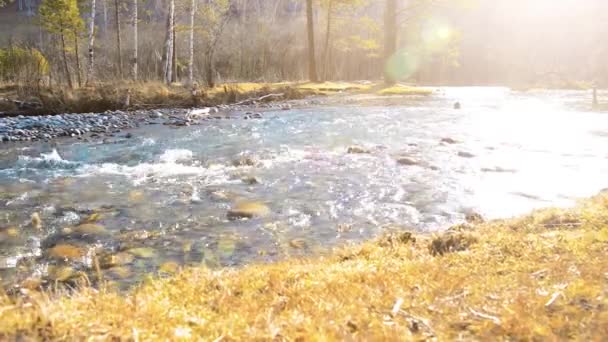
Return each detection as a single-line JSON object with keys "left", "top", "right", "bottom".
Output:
{"left": 377, "top": 85, "right": 434, "bottom": 96}
{"left": 2, "top": 193, "right": 608, "bottom": 340}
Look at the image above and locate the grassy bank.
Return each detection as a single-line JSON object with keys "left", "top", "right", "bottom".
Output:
{"left": 1, "top": 193, "right": 607, "bottom": 340}
{"left": 0, "top": 81, "right": 433, "bottom": 116}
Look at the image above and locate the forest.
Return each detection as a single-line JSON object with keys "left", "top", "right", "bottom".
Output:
{"left": 1, "top": 0, "right": 607, "bottom": 90}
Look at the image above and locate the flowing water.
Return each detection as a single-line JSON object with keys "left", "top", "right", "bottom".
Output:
{"left": 1, "top": 87, "right": 607, "bottom": 289}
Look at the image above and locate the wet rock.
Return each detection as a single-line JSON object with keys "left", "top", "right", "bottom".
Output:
{"left": 241, "top": 176, "right": 260, "bottom": 185}
{"left": 396, "top": 157, "right": 419, "bottom": 166}
{"left": 108, "top": 266, "right": 132, "bottom": 279}
{"left": 232, "top": 156, "right": 256, "bottom": 167}
{"left": 289, "top": 239, "right": 308, "bottom": 249}
{"left": 457, "top": 151, "right": 475, "bottom": 158}
{"left": 429, "top": 233, "right": 477, "bottom": 256}
{"left": 441, "top": 137, "right": 459, "bottom": 144}
{"left": 465, "top": 212, "right": 485, "bottom": 224}
{"left": 74, "top": 223, "right": 108, "bottom": 236}
{"left": 159, "top": 261, "right": 179, "bottom": 275}
{"left": 481, "top": 166, "right": 516, "bottom": 173}
{"left": 228, "top": 201, "right": 270, "bottom": 220}
{"left": 31, "top": 212, "right": 42, "bottom": 230}
{"left": 47, "top": 244, "right": 85, "bottom": 261}
{"left": 127, "top": 247, "right": 157, "bottom": 259}
{"left": 347, "top": 146, "right": 371, "bottom": 154}
{"left": 100, "top": 252, "right": 135, "bottom": 269}
{"left": 47, "top": 265, "right": 76, "bottom": 282}
{"left": 118, "top": 230, "right": 161, "bottom": 242}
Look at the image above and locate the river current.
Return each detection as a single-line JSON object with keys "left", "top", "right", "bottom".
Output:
{"left": 1, "top": 87, "right": 607, "bottom": 288}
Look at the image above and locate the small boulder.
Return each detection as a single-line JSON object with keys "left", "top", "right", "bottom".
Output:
{"left": 441, "top": 137, "right": 459, "bottom": 144}
{"left": 232, "top": 156, "right": 256, "bottom": 167}
{"left": 397, "top": 157, "right": 419, "bottom": 166}
{"left": 227, "top": 201, "right": 270, "bottom": 220}
{"left": 457, "top": 151, "right": 475, "bottom": 158}
{"left": 347, "top": 146, "right": 371, "bottom": 154}
{"left": 465, "top": 212, "right": 485, "bottom": 224}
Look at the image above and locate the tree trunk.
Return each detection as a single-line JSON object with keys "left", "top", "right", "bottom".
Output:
{"left": 188, "top": 0, "right": 196, "bottom": 85}
{"left": 205, "top": 51, "right": 215, "bottom": 88}
{"left": 132, "top": 0, "right": 138, "bottom": 80}
{"left": 60, "top": 31, "right": 74, "bottom": 89}
{"left": 114, "top": 0, "right": 123, "bottom": 78}
{"left": 172, "top": 21, "right": 177, "bottom": 82}
{"left": 102, "top": 0, "right": 108, "bottom": 34}
{"left": 384, "top": 0, "right": 398, "bottom": 85}
{"left": 163, "top": 0, "right": 175, "bottom": 84}
{"left": 74, "top": 33, "right": 83, "bottom": 87}
{"left": 323, "top": 0, "right": 332, "bottom": 81}
{"left": 86, "top": 0, "right": 97, "bottom": 86}
{"left": 305, "top": 0, "right": 318, "bottom": 82}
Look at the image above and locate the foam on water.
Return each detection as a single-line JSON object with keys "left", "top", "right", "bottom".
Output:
{"left": 16, "top": 149, "right": 80, "bottom": 170}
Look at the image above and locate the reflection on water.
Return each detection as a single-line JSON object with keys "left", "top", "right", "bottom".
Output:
{"left": 1, "top": 87, "right": 607, "bottom": 289}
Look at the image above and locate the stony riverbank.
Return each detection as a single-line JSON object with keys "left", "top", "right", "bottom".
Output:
{"left": 1, "top": 192, "right": 607, "bottom": 340}
{"left": 0, "top": 101, "right": 301, "bottom": 143}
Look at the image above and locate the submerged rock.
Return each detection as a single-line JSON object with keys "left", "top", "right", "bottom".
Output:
{"left": 232, "top": 156, "right": 256, "bottom": 167}
{"left": 31, "top": 212, "right": 42, "bottom": 230}
{"left": 481, "top": 166, "right": 517, "bottom": 173}
{"left": 47, "top": 244, "right": 85, "bottom": 261}
{"left": 228, "top": 201, "right": 270, "bottom": 220}
{"left": 457, "top": 151, "right": 475, "bottom": 158}
{"left": 396, "top": 157, "right": 419, "bottom": 166}
{"left": 127, "top": 247, "right": 157, "bottom": 259}
{"left": 241, "top": 176, "right": 260, "bottom": 185}
{"left": 74, "top": 223, "right": 108, "bottom": 236}
{"left": 100, "top": 252, "right": 135, "bottom": 269}
{"left": 441, "top": 137, "right": 459, "bottom": 144}
{"left": 347, "top": 146, "right": 371, "bottom": 154}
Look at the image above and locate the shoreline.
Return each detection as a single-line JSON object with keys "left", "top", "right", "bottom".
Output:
{"left": 1, "top": 192, "right": 607, "bottom": 339}
{"left": 0, "top": 81, "right": 435, "bottom": 144}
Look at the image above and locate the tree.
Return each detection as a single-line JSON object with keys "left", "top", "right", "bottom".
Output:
{"left": 306, "top": 0, "right": 318, "bottom": 82}
{"left": 187, "top": 0, "right": 196, "bottom": 85}
{"left": 86, "top": 0, "right": 97, "bottom": 86}
{"left": 163, "top": 0, "right": 175, "bottom": 84}
{"left": 39, "top": 0, "right": 84, "bottom": 89}
{"left": 132, "top": 0, "right": 138, "bottom": 80}
{"left": 114, "top": 0, "right": 124, "bottom": 77}
{"left": 321, "top": 0, "right": 364, "bottom": 80}
{"left": 199, "top": 0, "right": 230, "bottom": 87}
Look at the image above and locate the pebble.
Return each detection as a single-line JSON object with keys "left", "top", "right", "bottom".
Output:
{"left": 0, "top": 101, "right": 283, "bottom": 143}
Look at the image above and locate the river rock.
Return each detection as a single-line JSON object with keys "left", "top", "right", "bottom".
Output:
{"left": 227, "top": 201, "right": 270, "bottom": 220}
{"left": 347, "top": 146, "right": 371, "bottom": 154}
{"left": 232, "top": 156, "right": 256, "bottom": 167}
{"left": 458, "top": 151, "right": 475, "bottom": 158}
{"left": 441, "top": 137, "right": 459, "bottom": 144}
{"left": 47, "top": 244, "right": 85, "bottom": 261}
{"left": 396, "top": 157, "right": 419, "bottom": 166}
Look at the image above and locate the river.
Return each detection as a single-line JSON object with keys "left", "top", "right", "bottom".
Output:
{"left": 1, "top": 87, "right": 607, "bottom": 289}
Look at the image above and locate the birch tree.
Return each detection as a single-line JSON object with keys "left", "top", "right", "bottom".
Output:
{"left": 86, "top": 0, "right": 97, "bottom": 85}
{"left": 114, "top": 0, "right": 123, "bottom": 77}
{"left": 188, "top": 0, "right": 196, "bottom": 85}
{"left": 163, "top": 0, "right": 175, "bottom": 84}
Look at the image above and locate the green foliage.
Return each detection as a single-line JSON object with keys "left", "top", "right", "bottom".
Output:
{"left": 0, "top": 47, "right": 49, "bottom": 82}
{"left": 38, "top": 0, "right": 84, "bottom": 36}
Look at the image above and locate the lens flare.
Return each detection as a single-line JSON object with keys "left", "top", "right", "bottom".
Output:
{"left": 384, "top": 49, "right": 421, "bottom": 81}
